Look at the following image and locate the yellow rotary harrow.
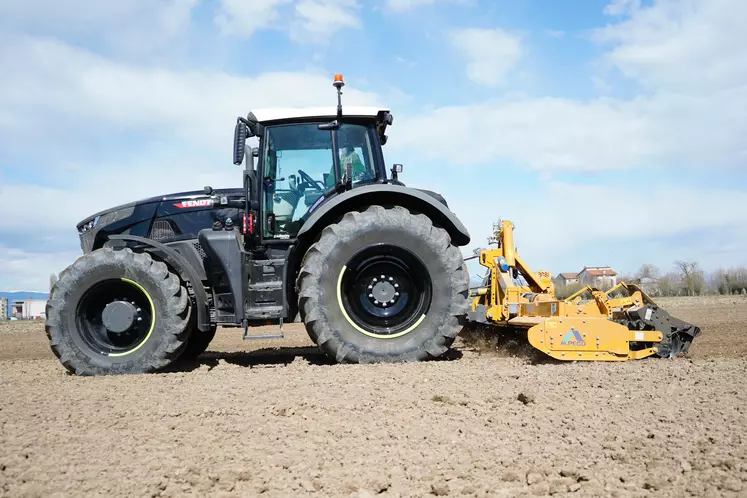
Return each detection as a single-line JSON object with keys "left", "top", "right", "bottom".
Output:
{"left": 466, "top": 220, "right": 700, "bottom": 361}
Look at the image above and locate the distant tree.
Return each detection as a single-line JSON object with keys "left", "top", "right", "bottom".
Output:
{"left": 712, "top": 266, "right": 747, "bottom": 295}
{"left": 657, "top": 272, "right": 678, "bottom": 296}
{"left": 708, "top": 268, "right": 728, "bottom": 294}
{"left": 674, "top": 260, "right": 702, "bottom": 296}
{"left": 636, "top": 264, "right": 660, "bottom": 280}
{"left": 730, "top": 267, "right": 747, "bottom": 294}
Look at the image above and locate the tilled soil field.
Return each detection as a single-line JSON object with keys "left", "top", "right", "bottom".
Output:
{"left": 1, "top": 295, "right": 746, "bottom": 497}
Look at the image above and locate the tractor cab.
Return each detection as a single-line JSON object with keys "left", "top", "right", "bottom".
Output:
{"left": 233, "top": 74, "right": 396, "bottom": 241}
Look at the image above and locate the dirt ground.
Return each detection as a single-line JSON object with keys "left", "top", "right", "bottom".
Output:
{"left": 1, "top": 295, "right": 746, "bottom": 497}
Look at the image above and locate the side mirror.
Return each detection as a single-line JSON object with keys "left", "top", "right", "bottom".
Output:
{"left": 233, "top": 120, "right": 248, "bottom": 165}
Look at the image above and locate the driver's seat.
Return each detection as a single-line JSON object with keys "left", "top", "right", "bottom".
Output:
{"left": 273, "top": 175, "right": 302, "bottom": 224}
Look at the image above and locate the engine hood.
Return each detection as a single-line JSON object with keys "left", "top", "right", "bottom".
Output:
{"left": 75, "top": 187, "right": 244, "bottom": 254}
{"left": 76, "top": 187, "right": 244, "bottom": 228}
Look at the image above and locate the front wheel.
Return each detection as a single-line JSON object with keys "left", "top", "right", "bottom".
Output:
{"left": 296, "top": 205, "right": 470, "bottom": 363}
{"left": 45, "top": 248, "right": 191, "bottom": 375}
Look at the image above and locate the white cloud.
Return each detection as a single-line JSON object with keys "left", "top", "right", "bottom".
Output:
{"left": 392, "top": 96, "right": 663, "bottom": 172}
{"left": 594, "top": 0, "right": 747, "bottom": 94}
{"left": 214, "top": 0, "right": 292, "bottom": 38}
{"left": 290, "top": 0, "right": 361, "bottom": 43}
{"left": 215, "top": 0, "right": 361, "bottom": 43}
{"left": 449, "top": 27, "right": 523, "bottom": 86}
{"left": 0, "top": 34, "right": 388, "bottom": 238}
{"left": 603, "top": 0, "right": 642, "bottom": 16}
{"left": 0, "top": 246, "right": 81, "bottom": 291}
{"left": 388, "top": 0, "right": 747, "bottom": 274}
{"left": 394, "top": 0, "right": 747, "bottom": 174}
{"left": 592, "top": 75, "right": 612, "bottom": 94}
{"left": 384, "top": 0, "right": 469, "bottom": 11}
{"left": 0, "top": 34, "right": 385, "bottom": 154}
{"left": 0, "top": 0, "right": 199, "bottom": 56}
{"left": 446, "top": 180, "right": 747, "bottom": 276}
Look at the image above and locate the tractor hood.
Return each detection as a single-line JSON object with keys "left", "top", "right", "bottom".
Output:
{"left": 76, "top": 187, "right": 244, "bottom": 254}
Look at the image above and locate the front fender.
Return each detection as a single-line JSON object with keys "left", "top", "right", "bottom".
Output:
{"left": 297, "top": 184, "right": 470, "bottom": 246}
{"left": 103, "top": 235, "right": 212, "bottom": 333}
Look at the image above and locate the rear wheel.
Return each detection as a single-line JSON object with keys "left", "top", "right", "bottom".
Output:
{"left": 45, "top": 247, "right": 191, "bottom": 375}
{"left": 296, "top": 205, "right": 469, "bottom": 363}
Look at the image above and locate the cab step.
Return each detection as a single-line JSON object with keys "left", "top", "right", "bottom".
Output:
{"left": 243, "top": 317, "right": 285, "bottom": 340}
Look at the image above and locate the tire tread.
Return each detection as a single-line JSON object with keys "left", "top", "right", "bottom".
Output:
{"left": 45, "top": 247, "right": 191, "bottom": 375}
{"left": 296, "top": 205, "right": 469, "bottom": 364}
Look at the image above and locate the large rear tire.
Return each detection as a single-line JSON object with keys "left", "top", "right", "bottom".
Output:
{"left": 296, "top": 205, "right": 469, "bottom": 363}
{"left": 45, "top": 247, "right": 191, "bottom": 375}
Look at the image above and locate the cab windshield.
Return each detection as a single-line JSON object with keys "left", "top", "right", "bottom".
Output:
{"left": 261, "top": 122, "right": 378, "bottom": 239}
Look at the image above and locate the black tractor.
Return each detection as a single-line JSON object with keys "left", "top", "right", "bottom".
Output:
{"left": 45, "top": 75, "right": 471, "bottom": 375}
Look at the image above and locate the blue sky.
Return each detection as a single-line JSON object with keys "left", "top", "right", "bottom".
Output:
{"left": 0, "top": 0, "right": 746, "bottom": 290}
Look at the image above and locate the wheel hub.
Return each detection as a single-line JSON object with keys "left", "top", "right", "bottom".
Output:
{"left": 339, "top": 243, "right": 432, "bottom": 337}
{"left": 368, "top": 275, "right": 400, "bottom": 307}
{"left": 102, "top": 300, "right": 140, "bottom": 334}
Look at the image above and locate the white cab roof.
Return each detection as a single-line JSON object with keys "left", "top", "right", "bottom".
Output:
{"left": 249, "top": 106, "right": 390, "bottom": 124}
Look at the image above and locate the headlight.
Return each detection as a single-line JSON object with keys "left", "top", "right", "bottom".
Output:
{"left": 78, "top": 216, "right": 100, "bottom": 234}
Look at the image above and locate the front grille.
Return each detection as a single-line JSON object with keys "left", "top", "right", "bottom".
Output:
{"left": 150, "top": 220, "right": 176, "bottom": 241}
{"left": 194, "top": 242, "right": 207, "bottom": 259}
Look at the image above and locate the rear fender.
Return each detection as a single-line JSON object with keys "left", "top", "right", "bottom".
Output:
{"left": 297, "top": 184, "right": 470, "bottom": 246}
{"left": 104, "top": 234, "right": 212, "bottom": 332}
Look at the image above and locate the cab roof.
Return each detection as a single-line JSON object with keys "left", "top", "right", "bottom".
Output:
{"left": 249, "top": 106, "right": 391, "bottom": 124}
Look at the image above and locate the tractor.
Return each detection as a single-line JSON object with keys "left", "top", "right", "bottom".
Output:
{"left": 45, "top": 75, "right": 701, "bottom": 375}
{"left": 45, "top": 74, "right": 472, "bottom": 375}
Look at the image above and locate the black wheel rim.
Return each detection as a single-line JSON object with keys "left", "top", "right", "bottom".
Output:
{"left": 75, "top": 278, "right": 155, "bottom": 356}
{"left": 338, "top": 243, "right": 432, "bottom": 338}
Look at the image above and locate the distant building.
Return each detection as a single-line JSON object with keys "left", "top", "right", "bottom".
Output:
{"left": 10, "top": 298, "right": 47, "bottom": 320}
{"left": 0, "top": 297, "right": 7, "bottom": 320}
{"left": 554, "top": 272, "right": 580, "bottom": 287}
{"left": 578, "top": 266, "right": 618, "bottom": 289}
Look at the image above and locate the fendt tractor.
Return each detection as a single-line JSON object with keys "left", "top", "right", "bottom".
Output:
{"left": 46, "top": 74, "right": 472, "bottom": 375}
{"left": 46, "top": 75, "right": 700, "bottom": 376}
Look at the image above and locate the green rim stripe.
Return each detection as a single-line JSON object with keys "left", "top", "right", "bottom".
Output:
{"left": 337, "top": 265, "right": 425, "bottom": 339}
{"left": 108, "top": 278, "right": 156, "bottom": 357}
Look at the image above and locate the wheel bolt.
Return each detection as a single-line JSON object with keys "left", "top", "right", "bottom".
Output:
{"left": 394, "top": 283, "right": 399, "bottom": 288}
{"left": 369, "top": 293, "right": 374, "bottom": 298}
{"left": 395, "top": 292, "right": 399, "bottom": 296}
{"left": 388, "top": 277, "right": 393, "bottom": 281}
{"left": 373, "top": 278, "right": 378, "bottom": 282}
{"left": 380, "top": 275, "right": 385, "bottom": 279}
{"left": 137, "top": 317, "right": 142, "bottom": 322}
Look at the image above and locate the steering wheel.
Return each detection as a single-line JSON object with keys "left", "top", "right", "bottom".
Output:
{"left": 297, "top": 169, "right": 325, "bottom": 191}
